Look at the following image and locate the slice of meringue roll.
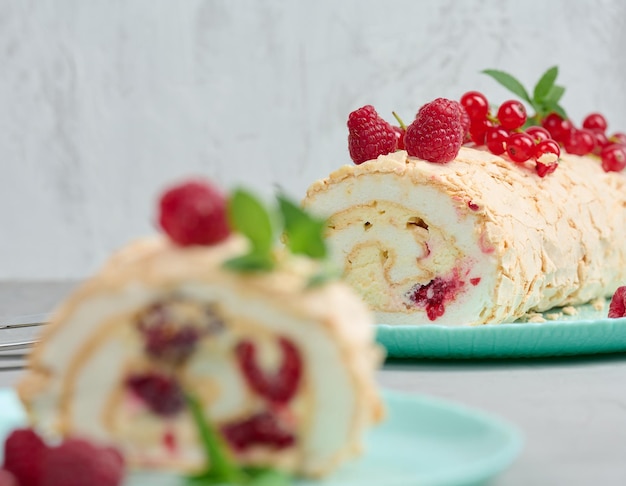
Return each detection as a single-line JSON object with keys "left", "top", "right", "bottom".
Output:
{"left": 302, "top": 147, "right": 626, "bottom": 326}
{"left": 18, "top": 235, "right": 383, "bottom": 478}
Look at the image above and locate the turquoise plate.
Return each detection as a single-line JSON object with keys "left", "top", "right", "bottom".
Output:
{"left": 0, "top": 389, "right": 522, "bottom": 486}
{"left": 376, "top": 300, "right": 626, "bottom": 359}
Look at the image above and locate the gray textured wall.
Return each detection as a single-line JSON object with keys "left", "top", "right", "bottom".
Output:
{"left": 2, "top": 0, "right": 626, "bottom": 279}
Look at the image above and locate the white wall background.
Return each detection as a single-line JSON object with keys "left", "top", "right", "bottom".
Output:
{"left": 1, "top": 0, "right": 625, "bottom": 279}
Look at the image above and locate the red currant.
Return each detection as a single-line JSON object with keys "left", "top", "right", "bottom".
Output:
{"left": 525, "top": 126, "right": 551, "bottom": 143}
{"left": 392, "top": 126, "right": 406, "bottom": 150}
{"left": 497, "top": 100, "right": 527, "bottom": 130}
{"left": 506, "top": 133, "right": 535, "bottom": 163}
{"left": 601, "top": 144, "right": 626, "bottom": 172}
{"left": 610, "top": 132, "right": 626, "bottom": 145}
{"left": 542, "top": 113, "right": 574, "bottom": 143}
{"left": 592, "top": 131, "right": 609, "bottom": 155}
{"left": 469, "top": 119, "right": 493, "bottom": 145}
{"left": 534, "top": 139, "right": 561, "bottom": 164}
{"left": 564, "top": 129, "right": 595, "bottom": 156}
{"left": 460, "top": 91, "right": 489, "bottom": 122}
{"left": 536, "top": 160, "right": 558, "bottom": 178}
{"left": 582, "top": 113, "right": 608, "bottom": 132}
{"left": 485, "top": 126, "right": 509, "bottom": 155}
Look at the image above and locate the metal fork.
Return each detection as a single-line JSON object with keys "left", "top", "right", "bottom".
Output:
{"left": 0, "top": 313, "right": 48, "bottom": 370}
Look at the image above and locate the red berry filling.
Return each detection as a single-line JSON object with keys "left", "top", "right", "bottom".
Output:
{"left": 221, "top": 411, "right": 295, "bottom": 452}
{"left": 235, "top": 337, "right": 302, "bottom": 405}
{"left": 126, "top": 372, "right": 185, "bottom": 417}
{"left": 608, "top": 286, "right": 626, "bottom": 318}
{"left": 158, "top": 180, "right": 231, "bottom": 247}
{"left": 406, "top": 273, "right": 464, "bottom": 321}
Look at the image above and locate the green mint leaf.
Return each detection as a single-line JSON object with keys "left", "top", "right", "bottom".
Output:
{"left": 228, "top": 189, "right": 274, "bottom": 255}
{"left": 184, "top": 392, "right": 245, "bottom": 485}
{"left": 277, "top": 194, "right": 327, "bottom": 259}
{"left": 532, "top": 66, "right": 558, "bottom": 103}
{"left": 243, "top": 467, "right": 292, "bottom": 486}
{"left": 223, "top": 252, "right": 275, "bottom": 272}
{"left": 482, "top": 69, "right": 532, "bottom": 104}
{"left": 543, "top": 84, "right": 565, "bottom": 105}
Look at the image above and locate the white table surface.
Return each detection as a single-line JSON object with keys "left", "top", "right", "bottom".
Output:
{"left": 3, "top": 281, "right": 626, "bottom": 485}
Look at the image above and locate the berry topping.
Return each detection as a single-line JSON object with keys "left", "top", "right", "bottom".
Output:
{"left": 235, "top": 337, "right": 302, "bottom": 404}
{"left": 392, "top": 126, "right": 406, "bottom": 150}
{"left": 3, "top": 428, "right": 46, "bottom": 486}
{"left": 407, "top": 274, "right": 464, "bottom": 321}
{"left": 582, "top": 113, "right": 608, "bottom": 132}
{"left": 0, "top": 470, "right": 17, "bottom": 486}
{"left": 592, "top": 131, "right": 610, "bottom": 155}
{"left": 542, "top": 113, "right": 574, "bottom": 143}
{"left": 457, "top": 104, "right": 471, "bottom": 140}
{"left": 158, "top": 180, "right": 231, "bottom": 247}
{"left": 347, "top": 105, "right": 397, "bottom": 165}
{"left": 600, "top": 144, "right": 626, "bottom": 172}
{"left": 221, "top": 411, "right": 295, "bottom": 452}
{"left": 485, "top": 126, "right": 509, "bottom": 155}
{"left": 525, "top": 126, "right": 551, "bottom": 143}
{"left": 404, "top": 98, "right": 464, "bottom": 163}
{"left": 506, "top": 132, "right": 535, "bottom": 163}
{"left": 535, "top": 160, "right": 559, "bottom": 178}
{"left": 468, "top": 118, "right": 493, "bottom": 146}
{"left": 40, "top": 439, "right": 124, "bottom": 486}
{"left": 497, "top": 100, "right": 527, "bottom": 130}
{"left": 126, "top": 372, "right": 185, "bottom": 417}
{"left": 609, "top": 286, "right": 626, "bottom": 318}
{"left": 460, "top": 91, "right": 489, "bottom": 122}
{"left": 563, "top": 129, "right": 595, "bottom": 156}
{"left": 610, "top": 132, "right": 626, "bottom": 145}
{"left": 534, "top": 139, "right": 561, "bottom": 165}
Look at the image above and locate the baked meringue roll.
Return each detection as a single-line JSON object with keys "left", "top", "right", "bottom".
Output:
{"left": 302, "top": 147, "right": 626, "bottom": 326}
{"left": 18, "top": 234, "right": 383, "bottom": 478}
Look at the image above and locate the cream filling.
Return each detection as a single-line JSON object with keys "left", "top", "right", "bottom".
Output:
{"left": 31, "top": 281, "right": 357, "bottom": 474}
{"left": 304, "top": 173, "right": 499, "bottom": 326}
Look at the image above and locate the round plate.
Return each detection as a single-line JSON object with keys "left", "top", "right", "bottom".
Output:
{"left": 376, "top": 300, "right": 626, "bottom": 359}
{"left": 0, "top": 389, "right": 521, "bottom": 486}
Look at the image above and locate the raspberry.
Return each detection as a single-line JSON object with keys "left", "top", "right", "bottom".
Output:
{"left": 405, "top": 98, "right": 464, "bottom": 163}
{"left": 608, "top": 286, "right": 626, "bottom": 318}
{"left": 235, "top": 337, "right": 302, "bottom": 404}
{"left": 3, "top": 428, "right": 46, "bottom": 486}
{"left": 158, "top": 180, "right": 231, "bottom": 247}
{"left": 126, "top": 372, "right": 185, "bottom": 417}
{"left": 347, "top": 105, "right": 397, "bottom": 165}
{"left": 0, "top": 470, "right": 18, "bottom": 486}
{"left": 40, "top": 439, "right": 124, "bottom": 486}
{"left": 221, "top": 411, "right": 295, "bottom": 451}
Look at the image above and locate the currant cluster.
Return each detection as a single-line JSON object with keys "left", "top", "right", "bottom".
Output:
{"left": 461, "top": 91, "right": 626, "bottom": 174}
{"left": 461, "top": 91, "right": 560, "bottom": 177}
